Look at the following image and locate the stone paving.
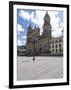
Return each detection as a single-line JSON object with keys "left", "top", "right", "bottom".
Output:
{"left": 17, "top": 56, "right": 63, "bottom": 80}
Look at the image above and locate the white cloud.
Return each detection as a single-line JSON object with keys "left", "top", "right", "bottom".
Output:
{"left": 18, "top": 39, "right": 26, "bottom": 46}
{"left": 30, "top": 10, "right": 63, "bottom": 36}
{"left": 22, "top": 36, "right": 27, "bottom": 39}
{"left": 48, "top": 11, "right": 64, "bottom": 37}
{"left": 18, "top": 40, "right": 23, "bottom": 46}
{"left": 30, "top": 10, "right": 46, "bottom": 35}
{"left": 52, "top": 27, "right": 63, "bottom": 37}
{"left": 17, "top": 24, "right": 24, "bottom": 31}
{"left": 18, "top": 10, "right": 64, "bottom": 37}
{"left": 23, "top": 40, "right": 26, "bottom": 45}
{"left": 19, "top": 10, "right": 30, "bottom": 21}
{"left": 30, "top": 12, "right": 34, "bottom": 19}
{"left": 18, "top": 10, "right": 46, "bottom": 35}
{"left": 18, "top": 32, "right": 20, "bottom": 35}
{"left": 32, "top": 10, "right": 46, "bottom": 25}
{"left": 48, "top": 11, "right": 59, "bottom": 30}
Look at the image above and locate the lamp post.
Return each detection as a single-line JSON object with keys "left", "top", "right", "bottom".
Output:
{"left": 33, "top": 40, "right": 35, "bottom": 61}
{"left": 62, "top": 29, "right": 64, "bottom": 37}
{"left": 32, "top": 37, "right": 38, "bottom": 61}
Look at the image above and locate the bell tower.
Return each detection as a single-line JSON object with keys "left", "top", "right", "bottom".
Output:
{"left": 42, "top": 12, "right": 51, "bottom": 38}
{"left": 26, "top": 24, "right": 33, "bottom": 43}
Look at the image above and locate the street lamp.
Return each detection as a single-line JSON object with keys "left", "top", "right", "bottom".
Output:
{"left": 62, "top": 29, "right": 64, "bottom": 37}
{"left": 32, "top": 37, "right": 38, "bottom": 61}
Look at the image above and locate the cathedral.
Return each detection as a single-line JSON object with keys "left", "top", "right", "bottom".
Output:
{"left": 26, "top": 12, "right": 63, "bottom": 56}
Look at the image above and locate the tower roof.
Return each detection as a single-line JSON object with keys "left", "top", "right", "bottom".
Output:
{"left": 27, "top": 24, "right": 32, "bottom": 30}
{"left": 27, "top": 24, "right": 33, "bottom": 33}
{"left": 44, "top": 12, "right": 50, "bottom": 19}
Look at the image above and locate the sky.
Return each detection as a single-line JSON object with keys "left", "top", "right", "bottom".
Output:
{"left": 17, "top": 9, "right": 64, "bottom": 46}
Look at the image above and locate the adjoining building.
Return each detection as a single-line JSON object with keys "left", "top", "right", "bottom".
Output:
{"left": 49, "top": 36, "right": 63, "bottom": 55}
{"left": 25, "top": 12, "right": 63, "bottom": 56}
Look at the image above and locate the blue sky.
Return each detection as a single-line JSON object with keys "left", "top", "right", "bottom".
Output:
{"left": 17, "top": 9, "right": 64, "bottom": 46}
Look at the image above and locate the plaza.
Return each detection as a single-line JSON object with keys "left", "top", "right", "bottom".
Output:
{"left": 17, "top": 56, "right": 63, "bottom": 80}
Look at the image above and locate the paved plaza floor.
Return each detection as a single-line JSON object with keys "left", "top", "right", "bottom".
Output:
{"left": 17, "top": 56, "right": 63, "bottom": 80}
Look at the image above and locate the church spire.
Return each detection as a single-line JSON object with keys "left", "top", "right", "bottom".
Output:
{"left": 42, "top": 11, "right": 51, "bottom": 38}
{"left": 27, "top": 24, "right": 33, "bottom": 33}
{"left": 44, "top": 12, "right": 50, "bottom": 26}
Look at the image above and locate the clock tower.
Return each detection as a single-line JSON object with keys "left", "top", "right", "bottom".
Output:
{"left": 42, "top": 12, "right": 51, "bottom": 38}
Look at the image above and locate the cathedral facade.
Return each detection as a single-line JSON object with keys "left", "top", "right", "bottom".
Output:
{"left": 26, "top": 12, "right": 63, "bottom": 56}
